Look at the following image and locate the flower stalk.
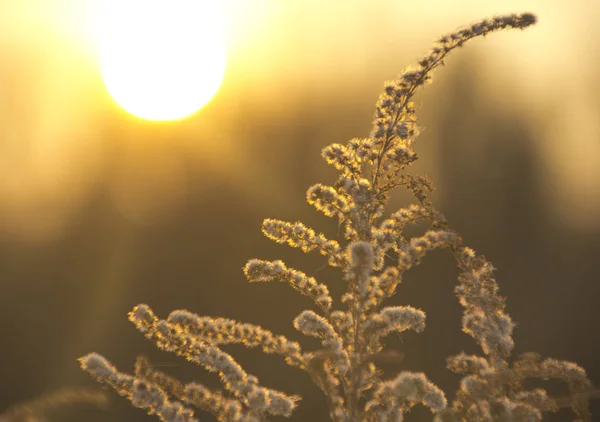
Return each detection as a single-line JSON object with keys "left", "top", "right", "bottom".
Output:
{"left": 80, "top": 12, "right": 599, "bottom": 422}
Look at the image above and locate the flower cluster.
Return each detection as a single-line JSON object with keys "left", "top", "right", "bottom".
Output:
{"left": 80, "top": 11, "right": 599, "bottom": 422}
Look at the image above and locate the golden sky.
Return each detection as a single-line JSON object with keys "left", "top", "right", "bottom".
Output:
{"left": 0, "top": 0, "right": 598, "bottom": 241}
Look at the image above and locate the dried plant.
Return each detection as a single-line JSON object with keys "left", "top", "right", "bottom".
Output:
{"left": 80, "top": 12, "right": 600, "bottom": 422}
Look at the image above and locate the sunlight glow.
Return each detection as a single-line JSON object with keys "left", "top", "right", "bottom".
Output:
{"left": 95, "top": 0, "right": 226, "bottom": 121}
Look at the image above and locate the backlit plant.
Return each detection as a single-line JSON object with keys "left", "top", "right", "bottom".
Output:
{"left": 80, "top": 12, "right": 599, "bottom": 422}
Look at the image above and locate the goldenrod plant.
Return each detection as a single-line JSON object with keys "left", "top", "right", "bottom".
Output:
{"left": 80, "top": 12, "right": 600, "bottom": 421}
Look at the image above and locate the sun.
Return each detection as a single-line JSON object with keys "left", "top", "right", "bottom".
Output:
{"left": 95, "top": 0, "right": 226, "bottom": 121}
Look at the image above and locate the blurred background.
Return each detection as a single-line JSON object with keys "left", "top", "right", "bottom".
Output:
{"left": 0, "top": 0, "right": 599, "bottom": 421}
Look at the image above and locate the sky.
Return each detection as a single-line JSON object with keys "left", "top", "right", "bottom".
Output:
{"left": 0, "top": 0, "right": 599, "bottom": 241}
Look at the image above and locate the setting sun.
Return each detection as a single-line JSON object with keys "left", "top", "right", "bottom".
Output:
{"left": 95, "top": 0, "right": 226, "bottom": 121}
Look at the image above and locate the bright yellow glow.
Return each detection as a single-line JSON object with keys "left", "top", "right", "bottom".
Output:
{"left": 95, "top": 0, "right": 226, "bottom": 121}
